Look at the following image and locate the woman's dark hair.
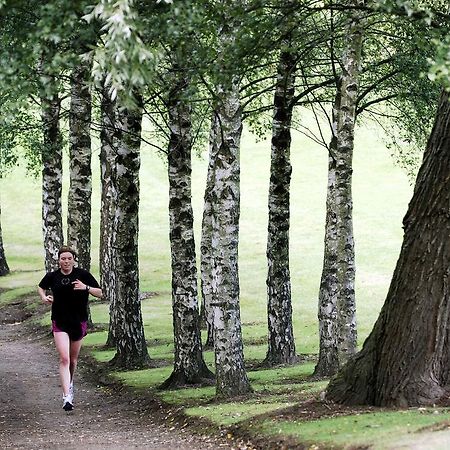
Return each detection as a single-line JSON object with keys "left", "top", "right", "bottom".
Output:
{"left": 57, "top": 245, "right": 77, "bottom": 259}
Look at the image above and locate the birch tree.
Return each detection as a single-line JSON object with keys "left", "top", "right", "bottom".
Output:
{"left": 0, "top": 203, "right": 9, "bottom": 276}
{"left": 314, "top": 2, "right": 365, "bottom": 377}
{"left": 100, "top": 82, "right": 119, "bottom": 348}
{"left": 162, "top": 66, "right": 213, "bottom": 388}
{"left": 109, "top": 94, "right": 150, "bottom": 369}
{"left": 40, "top": 59, "right": 64, "bottom": 272}
{"left": 200, "top": 113, "right": 220, "bottom": 350}
{"left": 326, "top": 90, "right": 450, "bottom": 406}
{"left": 264, "top": 47, "right": 298, "bottom": 366}
{"left": 67, "top": 60, "right": 93, "bottom": 271}
{"left": 210, "top": 77, "right": 252, "bottom": 396}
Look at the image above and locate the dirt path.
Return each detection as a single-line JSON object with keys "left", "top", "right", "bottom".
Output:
{"left": 0, "top": 322, "right": 232, "bottom": 450}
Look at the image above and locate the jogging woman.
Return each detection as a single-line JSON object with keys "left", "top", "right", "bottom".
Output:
{"left": 38, "top": 246, "right": 103, "bottom": 411}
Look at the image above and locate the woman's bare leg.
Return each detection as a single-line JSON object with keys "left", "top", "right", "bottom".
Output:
{"left": 53, "top": 332, "right": 71, "bottom": 396}
{"left": 69, "top": 339, "right": 83, "bottom": 384}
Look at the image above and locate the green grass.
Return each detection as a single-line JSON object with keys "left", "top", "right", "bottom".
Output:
{"left": 0, "top": 122, "right": 421, "bottom": 449}
{"left": 0, "top": 286, "right": 36, "bottom": 307}
{"left": 186, "top": 400, "right": 298, "bottom": 426}
{"left": 258, "top": 408, "right": 450, "bottom": 449}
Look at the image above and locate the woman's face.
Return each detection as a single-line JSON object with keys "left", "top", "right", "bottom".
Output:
{"left": 59, "top": 252, "right": 75, "bottom": 273}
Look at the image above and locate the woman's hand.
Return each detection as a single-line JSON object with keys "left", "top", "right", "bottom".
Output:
{"left": 38, "top": 287, "right": 53, "bottom": 304}
{"left": 41, "top": 294, "right": 53, "bottom": 304}
{"left": 72, "top": 279, "right": 87, "bottom": 291}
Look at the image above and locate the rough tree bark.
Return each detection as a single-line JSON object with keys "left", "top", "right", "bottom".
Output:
{"left": 67, "top": 61, "right": 93, "bottom": 271}
{"left": 40, "top": 89, "right": 64, "bottom": 272}
{"left": 314, "top": 3, "right": 363, "bottom": 377}
{"left": 264, "top": 48, "right": 298, "bottom": 366}
{"left": 326, "top": 90, "right": 450, "bottom": 406}
{"left": 0, "top": 203, "right": 9, "bottom": 276}
{"left": 161, "top": 68, "right": 214, "bottom": 388}
{"left": 210, "top": 77, "right": 252, "bottom": 397}
{"left": 109, "top": 95, "right": 151, "bottom": 369}
{"left": 200, "top": 113, "right": 220, "bottom": 350}
{"left": 100, "top": 82, "right": 119, "bottom": 348}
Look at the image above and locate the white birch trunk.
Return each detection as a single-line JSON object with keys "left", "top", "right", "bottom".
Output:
{"left": 315, "top": 2, "right": 364, "bottom": 376}
{"left": 0, "top": 202, "right": 9, "bottom": 276}
{"left": 200, "top": 113, "right": 220, "bottom": 349}
{"left": 67, "top": 61, "right": 93, "bottom": 271}
{"left": 109, "top": 94, "right": 150, "bottom": 369}
{"left": 162, "top": 68, "right": 213, "bottom": 388}
{"left": 211, "top": 78, "right": 252, "bottom": 397}
{"left": 264, "top": 48, "right": 298, "bottom": 366}
{"left": 41, "top": 92, "right": 64, "bottom": 272}
{"left": 100, "top": 81, "right": 119, "bottom": 348}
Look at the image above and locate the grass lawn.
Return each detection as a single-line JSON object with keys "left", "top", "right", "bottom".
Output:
{"left": 1, "top": 122, "right": 438, "bottom": 449}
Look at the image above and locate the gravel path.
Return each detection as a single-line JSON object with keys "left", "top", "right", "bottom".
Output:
{"left": 0, "top": 323, "right": 232, "bottom": 450}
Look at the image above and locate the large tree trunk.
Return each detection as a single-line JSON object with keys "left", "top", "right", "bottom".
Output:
{"left": 211, "top": 78, "right": 252, "bottom": 397}
{"left": 67, "top": 61, "right": 93, "bottom": 271}
{"left": 326, "top": 90, "right": 450, "bottom": 407}
{"left": 200, "top": 113, "right": 220, "bottom": 350}
{"left": 314, "top": 4, "right": 363, "bottom": 377}
{"left": 41, "top": 90, "right": 64, "bottom": 272}
{"left": 0, "top": 203, "right": 9, "bottom": 276}
{"left": 264, "top": 48, "right": 298, "bottom": 367}
{"left": 109, "top": 95, "right": 150, "bottom": 369}
{"left": 100, "top": 82, "right": 119, "bottom": 348}
{"left": 161, "top": 69, "right": 214, "bottom": 389}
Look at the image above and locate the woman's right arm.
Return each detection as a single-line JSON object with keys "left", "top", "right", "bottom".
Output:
{"left": 38, "top": 286, "right": 53, "bottom": 304}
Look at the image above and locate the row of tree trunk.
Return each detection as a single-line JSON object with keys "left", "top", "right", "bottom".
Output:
{"left": 30, "top": 0, "right": 450, "bottom": 405}
{"left": 34, "top": 19, "right": 362, "bottom": 395}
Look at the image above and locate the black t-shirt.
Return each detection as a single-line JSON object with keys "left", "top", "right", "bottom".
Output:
{"left": 39, "top": 267, "right": 100, "bottom": 325}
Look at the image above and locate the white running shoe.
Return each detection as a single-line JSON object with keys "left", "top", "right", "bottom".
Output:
{"left": 62, "top": 394, "right": 73, "bottom": 411}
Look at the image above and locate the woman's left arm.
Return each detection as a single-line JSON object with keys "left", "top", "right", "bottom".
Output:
{"left": 87, "top": 286, "right": 103, "bottom": 299}
{"left": 73, "top": 279, "right": 103, "bottom": 298}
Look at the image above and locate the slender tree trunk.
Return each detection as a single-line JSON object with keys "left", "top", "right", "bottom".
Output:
{"left": 211, "top": 78, "right": 252, "bottom": 397}
{"left": 100, "top": 82, "right": 119, "bottom": 348}
{"left": 67, "top": 61, "right": 93, "bottom": 271}
{"left": 314, "top": 4, "right": 363, "bottom": 377}
{"left": 314, "top": 95, "right": 341, "bottom": 378}
{"left": 326, "top": 91, "right": 450, "bottom": 407}
{"left": 264, "top": 48, "right": 298, "bottom": 367}
{"left": 109, "top": 95, "right": 151, "bottom": 369}
{"left": 41, "top": 91, "right": 64, "bottom": 272}
{"left": 161, "top": 69, "right": 214, "bottom": 388}
{"left": 0, "top": 202, "right": 9, "bottom": 276}
{"left": 200, "top": 113, "right": 220, "bottom": 349}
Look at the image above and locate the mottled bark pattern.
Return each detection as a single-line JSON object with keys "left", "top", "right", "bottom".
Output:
{"left": 67, "top": 62, "right": 93, "bottom": 271}
{"left": 100, "top": 83, "right": 118, "bottom": 348}
{"left": 264, "top": 49, "right": 298, "bottom": 366}
{"left": 109, "top": 96, "right": 150, "bottom": 369}
{"left": 326, "top": 91, "right": 450, "bottom": 407}
{"left": 315, "top": 3, "right": 363, "bottom": 376}
{"left": 211, "top": 79, "right": 252, "bottom": 397}
{"left": 41, "top": 93, "right": 64, "bottom": 272}
{"left": 200, "top": 114, "right": 220, "bottom": 349}
{"left": 0, "top": 203, "right": 9, "bottom": 276}
{"left": 161, "top": 70, "right": 213, "bottom": 388}
{"left": 315, "top": 149, "right": 339, "bottom": 377}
